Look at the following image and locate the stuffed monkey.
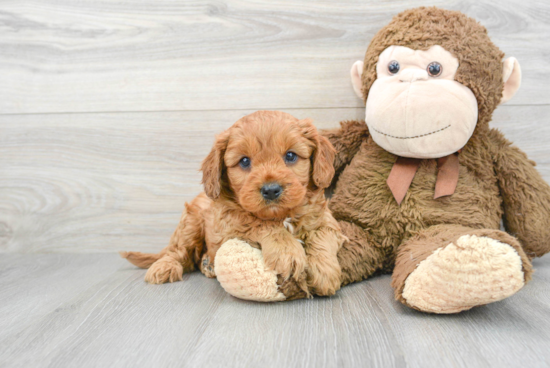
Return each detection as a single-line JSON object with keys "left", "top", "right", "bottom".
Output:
{"left": 215, "top": 7, "right": 550, "bottom": 313}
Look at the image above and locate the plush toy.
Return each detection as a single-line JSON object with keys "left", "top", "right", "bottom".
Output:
{"left": 215, "top": 7, "right": 550, "bottom": 313}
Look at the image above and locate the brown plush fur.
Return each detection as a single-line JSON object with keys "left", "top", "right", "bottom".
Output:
{"left": 121, "top": 111, "right": 347, "bottom": 296}
{"left": 391, "top": 225, "right": 534, "bottom": 311}
{"left": 361, "top": 7, "right": 503, "bottom": 136}
{"left": 278, "top": 8, "right": 550, "bottom": 308}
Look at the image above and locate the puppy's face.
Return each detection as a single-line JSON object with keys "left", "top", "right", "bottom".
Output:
{"left": 201, "top": 111, "right": 335, "bottom": 220}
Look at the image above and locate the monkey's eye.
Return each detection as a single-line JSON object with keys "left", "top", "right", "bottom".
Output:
{"left": 239, "top": 157, "right": 251, "bottom": 169}
{"left": 388, "top": 60, "right": 400, "bottom": 74}
{"left": 284, "top": 151, "right": 298, "bottom": 164}
{"left": 427, "top": 62, "right": 442, "bottom": 77}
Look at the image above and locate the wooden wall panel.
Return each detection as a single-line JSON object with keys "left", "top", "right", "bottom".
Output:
{"left": 1, "top": 0, "right": 549, "bottom": 253}
{"left": 1, "top": 106, "right": 548, "bottom": 253}
{"left": 0, "top": 0, "right": 548, "bottom": 114}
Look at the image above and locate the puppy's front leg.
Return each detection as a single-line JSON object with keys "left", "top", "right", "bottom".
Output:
{"left": 304, "top": 226, "right": 346, "bottom": 296}
{"left": 260, "top": 228, "right": 308, "bottom": 291}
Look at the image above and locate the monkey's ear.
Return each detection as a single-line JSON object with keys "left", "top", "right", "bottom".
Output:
{"left": 501, "top": 57, "right": 521, "bottom": 104}
{"left": 350, "top": 60, "right": 364, "bottom": 99}
{"left": 201, "top": 130, "right": 230, "bottom": 199}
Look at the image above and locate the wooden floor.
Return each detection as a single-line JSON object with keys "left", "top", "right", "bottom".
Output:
{"left": 2, "top": 1, "right": 550, "bottom": 367}
{"left": 0, "top": 253, "right": 549, "bottom": 368}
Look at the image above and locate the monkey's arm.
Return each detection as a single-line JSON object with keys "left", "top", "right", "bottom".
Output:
{"left": 321, "top": 120, "right": 369, "bottom": 182}
{"left": 490, "top": 129, "right": 550, "bottom": 258}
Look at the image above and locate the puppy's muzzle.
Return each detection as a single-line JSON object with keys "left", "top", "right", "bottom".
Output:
{"left": 261, "top": 183, "right": 283, "bottom": 201}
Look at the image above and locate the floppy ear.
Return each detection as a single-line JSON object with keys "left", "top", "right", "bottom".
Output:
{"left": 313, "top": 134, "right": 336, "bottom": 188}
{"left": 299, "top": 119, "right": 336, "bottom": 189}
{"left": 201, "top": 130, "right": 230, "bottom": 199}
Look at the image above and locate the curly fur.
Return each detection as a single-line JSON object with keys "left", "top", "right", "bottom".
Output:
{"left": 121, "top": 111, "right": 346, "bottom": 297}
{"left": 361, "top": 7, "right": 504, "bottom": 136}
{"left": 277, "top": 8, "right": 550, "bottom": 312}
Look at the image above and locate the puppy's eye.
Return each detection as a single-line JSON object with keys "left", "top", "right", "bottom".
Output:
{"left": 388, "top": 60, "right": 400, "bottom": 74}
{"left": 239, "top": 157, "right": 251, "bottom": 169}
{"left": 427, "top": 62, "right": 442, "bottom": 77}
{"left": 284, "top": 151, "right": 298, "bottom": 164}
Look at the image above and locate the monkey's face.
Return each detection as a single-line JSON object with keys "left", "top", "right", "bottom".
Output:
{"left": 364, "top": 45, "right": 478, "bottom": 159}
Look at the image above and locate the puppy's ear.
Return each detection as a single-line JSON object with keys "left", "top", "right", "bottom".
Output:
{"left": 299, "top": 119, "right": 336, "bottom": 189}
{"left": 201, "top": 130, "right": 230, "bottom": 199}
{"left": 313, "top": 134, "right": 336, "bottom": 188}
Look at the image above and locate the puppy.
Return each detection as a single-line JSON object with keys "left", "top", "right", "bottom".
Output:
{"left": 121, "top": 111, "right": 346, "bottom": 296}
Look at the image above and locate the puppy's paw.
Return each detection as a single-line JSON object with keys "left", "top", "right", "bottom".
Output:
{"left": 263, "top": 243, "right": 307, "bottom": 282}
{"left": 200, "top": 254, "right": 216, "bottom": 278}
{"left": 145, "top": 256, "right": 183, "bottom": 284}
{"left": 306, "top": 257, "right": 341, "bottom": 296}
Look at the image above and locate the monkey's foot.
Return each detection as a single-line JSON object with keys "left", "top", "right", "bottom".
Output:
{"left": 215, "top": 239, "right": 285, "bottom": 302}
{"left": 401, "top": 235, "right": 526, "bottom": 313}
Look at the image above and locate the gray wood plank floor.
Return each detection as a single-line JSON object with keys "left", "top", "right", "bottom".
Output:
{"left": 0, "top": 253, "right": 549, "bottom": 368}
{"left": 1, "top": 0, "right": 550, "bottom": 367}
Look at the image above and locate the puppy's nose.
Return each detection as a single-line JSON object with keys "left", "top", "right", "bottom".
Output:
{"left": 261, "top": 183, "right": 283, "bottom": 201}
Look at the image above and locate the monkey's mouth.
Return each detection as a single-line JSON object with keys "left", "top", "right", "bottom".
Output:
{"left": 371, "top": 124, "right": 451, "bottom": 139}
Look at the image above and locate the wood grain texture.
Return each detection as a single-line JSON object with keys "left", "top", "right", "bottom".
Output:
{"left": 0, "top": 254, "right": 122, "bottom": 337}
{"left": 1, "top": 1, "right": 550, "bottom": 366}
{"left": 0, "top": 0, "right": 549, "bottom": 114}
{"left": 1, "top": 106, "right": 548, "bottom": 253}
{"left": 0, "top": 253, "right": 549, "bottom": 368}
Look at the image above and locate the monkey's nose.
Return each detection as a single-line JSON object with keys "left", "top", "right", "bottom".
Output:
{"left": 399, "top": 68, "right": 429, "bottom": 83}
{"left": 261, "top": 183, "right": 283, "bottom": 201}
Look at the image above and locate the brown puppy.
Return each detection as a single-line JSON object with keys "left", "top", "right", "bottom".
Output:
{"left": 121, "top": 111, "right": 346, "bottom": 296}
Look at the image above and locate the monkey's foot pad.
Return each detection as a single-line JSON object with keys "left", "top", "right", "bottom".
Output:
{"left": 402, "top": 235, "right": 525, "bottom": 313}
{"left": 215, "top": 239, "right": 285, "bottom": 302}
